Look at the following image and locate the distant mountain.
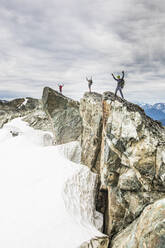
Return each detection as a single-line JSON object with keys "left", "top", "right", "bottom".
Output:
{"left": 139, "top": 103, "right": 165, "bottom": 126}
{"left": 160, "top": 119, "right": 165, "bottom": 125}
{"left": 0, "top": 100, "right": 8, "bottom": 104}
{"left": 153, "top": 103, "right": 165, "bottom": 113}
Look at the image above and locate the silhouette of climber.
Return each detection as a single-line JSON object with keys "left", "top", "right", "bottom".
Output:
{"left": 58, "top": 83, "right": 64, "bottom": 93}
{"left": 112, "top": 71, "right": 125, "bottom": 99}
{"left": 86, "top": 77, "right": 93, "bottom": 93}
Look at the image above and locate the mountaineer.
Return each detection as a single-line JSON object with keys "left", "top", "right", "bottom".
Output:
{"left": 58, "top": 83, "right": 64, "bottom": 93}
{"left": 86, "top": 77, "right": 93, "bottom": 93}
{"left": 112, "top": 71, "right": 125, "bottom": 99}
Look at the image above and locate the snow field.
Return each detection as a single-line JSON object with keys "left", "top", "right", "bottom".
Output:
{"left": 0, "top": 118, "right": 104, "bottom": 248}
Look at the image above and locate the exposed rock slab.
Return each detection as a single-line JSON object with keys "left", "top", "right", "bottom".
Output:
{"left": 80, "top": 92, "right": 103, "bottom": 173}
{"left": 22, "top": 109, "right": 52, "bottom": 132}
{"left": 99, "top": 92, "right": 165, "bottom": 237}
{"left": 42, "top": 87, "right": 82, "bottom": 144}
{"left": 0, "top": 97, "right": 43, "bottom": 128}
{"left": 79, "top": 236, "right": 109, "bottom": 248}
{"left": 111, "top": 198, "right": 165, "bottom": 248}
{"left": 80, "top": 91, "right": 165, "bottom": 239}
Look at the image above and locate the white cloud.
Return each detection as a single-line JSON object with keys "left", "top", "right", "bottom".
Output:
{"left": 0, "top": 0, "right": 164, "bottom": 103}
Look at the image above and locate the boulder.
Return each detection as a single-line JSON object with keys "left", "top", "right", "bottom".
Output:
{"left": 111, "top": 198, "right": 165, "bottom": 248}
{"left": 42, "top": 87, "right": 82, "bottom": 144}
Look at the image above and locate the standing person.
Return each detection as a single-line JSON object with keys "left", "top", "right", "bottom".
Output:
{"left": 86, "top": 77, "right": 93, "bottom": 93}
{"left": 58, "top": 83, "right": 64, "bottom": 93}
{"left": 111, "top": 71, "right": 125, "bottom": 99}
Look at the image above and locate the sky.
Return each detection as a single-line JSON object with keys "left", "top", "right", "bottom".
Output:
{"left": 0, "top": 0, "right": 165, "bottom": 103}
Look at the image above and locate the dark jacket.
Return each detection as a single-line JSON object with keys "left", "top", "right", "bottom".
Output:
{"left": 112, "top": 71, "right": 125, "bottom": 88}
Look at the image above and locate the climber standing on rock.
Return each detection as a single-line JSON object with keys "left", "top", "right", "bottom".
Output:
{"left": 58, "top": 83, "right": 64, "bottom": 94}
{"left": 86, "top": 77, "right": 93, "bottom": 93}
{"left": 112, "top": 71, "right": 125, "bottom": 99}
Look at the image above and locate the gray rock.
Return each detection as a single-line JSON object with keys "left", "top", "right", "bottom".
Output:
{"left": 79, "top": 236, "right": 109, "bottom": 248}
{"left": 42, "top": 87, "right": 82, "bottom": 144}
{"left": 0, "top": 97, "right": 43, "bottom": 128}
{"left": 80, "top": 92, "right": 103, "bottom": 173}
{"left": 80, "top": 91, "right": 165, "bottom": 240}
{"left": 111, "top": 198, "right": 165, "bottom": 248}
{"left": 100, "top": 92, "right": 165, "bottom": 236}
{"left": 23, "top": 109, "right": 52, "bottom": 132}
{"left": 10, "top": 130, "right": 19, "bottom": 137}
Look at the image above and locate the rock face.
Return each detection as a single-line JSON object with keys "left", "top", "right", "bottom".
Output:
{"left": 79, "top": 91, "right": 165, "bottom": 247}
{"left": 22, "top": 109, "right": 52, "bottom": 132}
{"left": 42, "top": 87, "right": 82, "bottom": 144}
{"left": 0, "top": 98, "right": 39, "bottom": 128}
{"left": 1, "top": 89, "right": 165, "bottom": 248}
{"left": 111, "top": 199, "right": 165, "bottom": 248}
{"left": 101, "top": 92, "right": 165, "bottom": 238}
{"left": 80, "top": 92, "right": 103, "bottom": 173}
{"left": 79, "top": 236, "right": 109, "bottom": 248}
{"left": 0, "top": 97, "right": 52, "bottom": 132}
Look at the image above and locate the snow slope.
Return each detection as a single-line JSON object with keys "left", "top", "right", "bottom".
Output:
{"left": 0, "top": 118, "right": 104, "bottom": 248}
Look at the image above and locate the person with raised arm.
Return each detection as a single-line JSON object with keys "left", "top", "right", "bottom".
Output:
{"left": 86, "top": 77, "right": 93, "bottom": 93}
{"left": 58, "top": 83, "right": 64, "bottom": 94}
{"left": 112, "top": 71, "right": 125, "bottom": 99}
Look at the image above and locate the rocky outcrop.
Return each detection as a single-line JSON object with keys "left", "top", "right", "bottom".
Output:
{"left": 100, "top": 92, "right": 165, "bottom": 238}
{"left": 0, "top": 97, "right": 39, "bottom": 112}
{"left": 79, "top": 91, "right": 165, "bottom": 246}
{"left": 42, "top": 87, "right": 82, "bottom": 144}
{"left": 0, "top": 97, "right": 52, "bottom": 132}
{"left": 111, "top": 199, "right": 165, "bottom": 248}
{"left": 80, "top": 92, "right": 103, "bottom": 173}
{"left": 0, "top": 97, "right": 39, "bottom": 128}
{"left": 79, "top": 236, "right": 109, "bottom": 248}
{"left": 1, "top": 89, "right": 165, "bottom": 248}
{"left": 22, "top": 109, "right": 52, "bottom": 132}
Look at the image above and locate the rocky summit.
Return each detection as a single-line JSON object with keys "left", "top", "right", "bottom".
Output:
{"left": 1, "top": 88, "right": 165, "bottom": 248}
{"left": 42, "top": 87, "right": 82, "bottom": 144}
{"left": 80, "top": 91, "right": 165, "bottom": 247}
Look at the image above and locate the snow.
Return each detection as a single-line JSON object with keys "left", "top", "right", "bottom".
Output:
{"left": 0, "top": 118, "right": 104, "bottom": 248}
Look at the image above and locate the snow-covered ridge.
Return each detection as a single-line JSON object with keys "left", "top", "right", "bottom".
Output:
{"left": 0, "top": 118, "right": 104, "bottom": 248}
{"left": 17, "top": 98, "right": 28, "bottom": 108}
{"left": 139, "top": 102, "right": 165, "bottom": 125}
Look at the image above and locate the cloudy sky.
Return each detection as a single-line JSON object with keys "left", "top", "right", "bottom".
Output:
{"left": 0, "top": 0, "right": 165, "bottom": 103}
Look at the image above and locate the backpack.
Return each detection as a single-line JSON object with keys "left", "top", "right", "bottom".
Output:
{"left": 119, "top": 79, "right": 125, "bottom": 89}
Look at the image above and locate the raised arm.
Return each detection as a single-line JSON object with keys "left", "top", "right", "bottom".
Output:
{"left": 86, "top": 77, "right": 93, "bottom": 83}
{"left": 121, "top": 71, "right": 125, "bottom": 80}
{"left": 112, "top": 73, "right": 117, "bottom": 81}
